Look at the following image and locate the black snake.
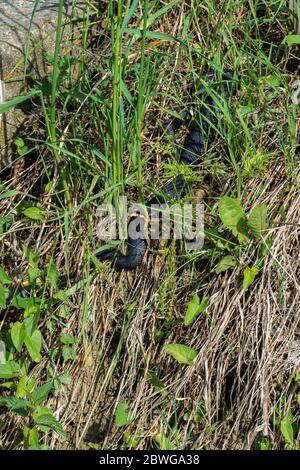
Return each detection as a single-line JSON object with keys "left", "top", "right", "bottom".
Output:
{"left": 97, "top": 71, "right": 236, "bottom": 269}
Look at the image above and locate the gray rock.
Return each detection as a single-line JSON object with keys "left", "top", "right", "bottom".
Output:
{"left": 0, "top": 1, "right": 84, "bottom": 166}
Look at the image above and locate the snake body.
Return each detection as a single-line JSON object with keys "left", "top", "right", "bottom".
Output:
{"left": 98, "top": 72, "right": 236, "bottom": 269}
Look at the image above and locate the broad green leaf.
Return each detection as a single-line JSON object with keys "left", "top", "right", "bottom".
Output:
{"left": 184, "top": 294, "right": 209, "bottom": 327}
{"left": 115, "top": 402, "right": 134, "bottom": 427}
{"left": 62, "top": 345, "right": 76, "bottom": 363}
{"left": 0, "top": 266, "right": 12, "bottom": 284}
{"left": 31, "top": 381, "right": 54, "bottom": 405}
{"left": 12, "top": 295, "right": 36, "bottom": 310}
{"left": 219, "top": 196, "right": 247, "bottom": 241}
{"left": 243, "top": 265, "right": 260, "bottom": 291}
{"left": 24, "top": 313, "right": 40, "bottom": 337}
{"left": 0, "top": 285, "right": 10, "bottom": 308}
{"left": 236, "top": 217, "right": 250, "bottom": 243}
{"left": 248, "top": 203, "right": 268, "bottom": 240}
{"left": 58, "top": 373, "right": 71, "bottom": 385}
{"left": 24, "top": 329, "right": 42, "bottom": 362}
{"left": 155, "top": 434, "right": 174, "bottom": 450}
{"left": 53, "top": 290, "right": 68, "bottom": 302}
{"left": 14, "top": 137, "right": 25, "bottom": 148}
{"left": 59, "top": 333, "right": 76, "bottom": 345}
{"left": 283, "top": 34, "right": 300, "bottom": 46}
{"left": 23, "top": 207, "right": 44, "bottom": 221}
{"left": 11, "top": 322, "right": 26, "bottom": 352}
{"left": 46, "top": 263, "right": 59, "bottom": 288}
{"left": 216, "top": 255, "right": 237, "bottom": 273}
{"left": 16, "top": 375, "right": 35, "bottom": 398}
{"left": 23, "top": 245, "right": 40, "bottom": 266}
{"left": 0, "top": 215, "right": 12, "bottom": 234}
{"left": 28, "top": 427, "right": 39, "bottom": 447}
{"left": 164, "top": 343, "right": 198, "bottom": 365}
{"left": 33, "top": 407, "right": 67, "bottom": 440}
{"left": 265, "top": 75, "right": 281, "bottom": 87}
{"left": 280, "top": 413, "right": 294, "bottom": 445}
{"left": 0, "top": 396, "right": 30, "bottom": 417}
{"left": 0, "top": 190, "right": 20, "bottom": 201}
{"left": 27, "top": 267, "right": 42, "bottom": 284}
{"left": 239, "top": 103, "right": 253, "bottom": 116}
{"left": 0, "top": 361, "right": 20, "bottom": 379}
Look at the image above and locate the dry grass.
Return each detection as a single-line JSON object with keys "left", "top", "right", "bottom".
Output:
{"left": 1, "top": 0, "right": 300, "bottom": 451}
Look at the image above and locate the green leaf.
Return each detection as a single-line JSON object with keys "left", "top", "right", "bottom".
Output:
{"left": 46, "top": 263, "right": 59, "bottom": 288}
{"left": 59, "top": 333, "right": 76, "bottom": 345}
{"left": 115, "top": 402, "right": 134, "bottom": 427}
{"left": 0, "top": 190, "right": 20, "bottom": 201}
{"left": 0, "top": 396, "right": 30, "bottom": 417}
{"left": 62, "top": 345, "right": 76, "bottom": 363}
{"left": 33, "top": 407, "right": 67, "bottom": 440}
{"left": 219, "top": 196, "right": 247, "bottom": 242}
{"left": 260, "top": 437, "right": 272, "bottom": 450}
{"left": 0, "top": 361, "right": 20, "bottom": 379}
{"left": 54, "top": 373, "right": 71, "bottom": 390}
{"left": 31, "top": 381, "right": 54, "bottom": 405}
{"left": 148, "top": 372, "right": 167, "bottom": 394}
{"left": 27, "top": 267, "right": 42, "bottom": 284}
{"left": 280, "top": 413, "right": 294, "bottom": 445}
{"left": 184, "top": 294, "right": 208, "bottom": 327}
{"left": 283, "top": 34, "right": 300, "bottom": 46}
{"left": 146, "top": 0, "right": 180, "bottom": 27}
{"left": 154, "top": 434, "right": 174, "bottom": 450}
{"left": 118, "top": 0, "right": 139, "bottom": 40}
{"left": 24, "top": 313, "right": 40, "bottom": 338}
{"left": 11, "top": 321, "right": 26, "bottom": 352}
{"left": 248, "top": 203, "right": 268, "bottom": 240}
{"left": 14, "top": 137, "right": 25, "bottom": 148}
{"left": 24, "top": 330, "right": 42, "bottom": 362}
{"left": 239, "top": 103, "right": 253, "bottom": 117}
{"left": 16, "top": 375, "right": 35, "bottom": 398}
{"left": 243, "top": 265, "right": 260, "bottom": 291}
{"left": 124, "top": 28, "right": 178, "bottom": 43}
{"left": 0, "top": 266, "right": 12, "bottom": 284}
{"left": 23, "top": 245, "right": 40, "bottom": 266}
{"left": 0, "top": 89, "right": 40, "bottom": 114}
{"left": 12, "top": 295, "right": 34, "bottom": 309}
{"left": 294, "top": 373, "right": 300, "bottom": 386}
{"left": 53, "top": 290, "right": 68, "bottom": 302}
{"left": 164, "top": 343, "right": 198, "bottom": 365}
{"left": 0, "top": 285, "right": 10, "bottom": 308}
{"left": 216, "top": 255, "right": 237, "bottom": 273}
{"left": 28, "top": 427, "right": 39, "bottom": 447}
{"left": 265, "top": 75, "right": 281, "bottom": 87}
{"left": 23, "top": 207, "right": 44, "bottom": 221}
{"left": 0, "top": 215, "right": 12, "bottom": 234}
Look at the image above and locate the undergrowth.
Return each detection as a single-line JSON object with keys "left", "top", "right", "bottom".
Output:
{"left": 0, "top": 0, "right": 300, "bottom": 450}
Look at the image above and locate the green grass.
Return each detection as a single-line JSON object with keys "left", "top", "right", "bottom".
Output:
{"left": 0, "top": 0, "right": 300, "bottom": 450}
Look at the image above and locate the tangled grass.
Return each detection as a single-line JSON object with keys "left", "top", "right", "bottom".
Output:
{"left": 0, "top": 0, "right": 300, "bottom": 450}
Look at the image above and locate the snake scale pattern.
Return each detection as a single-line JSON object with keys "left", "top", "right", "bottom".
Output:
{"left": 98, "top": 71, "right": 236, "bottom": 269}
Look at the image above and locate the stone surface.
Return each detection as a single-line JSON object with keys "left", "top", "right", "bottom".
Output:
{"left": 0, "top": 1, "right": 83, "bottom": 166}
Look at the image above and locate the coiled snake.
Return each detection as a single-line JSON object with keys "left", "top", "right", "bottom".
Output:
{"left": 98, "top": 71, "right": 236, "bottom": 269}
